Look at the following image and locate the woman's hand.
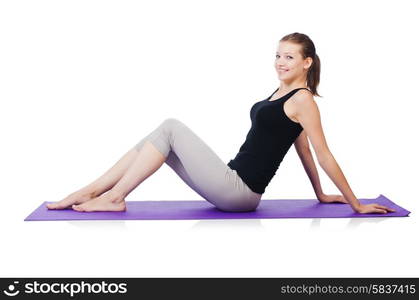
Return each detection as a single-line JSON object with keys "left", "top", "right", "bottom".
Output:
{"left": 317, "top": 194, "right": 397, "bottom": 214}
{"left": 355, "top": 203, "right": 396, "bottom": 214}
{"left": 317, "top": 193, "right": 349, "bottom": 204}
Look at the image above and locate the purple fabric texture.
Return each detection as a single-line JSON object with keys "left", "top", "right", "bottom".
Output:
{"left": 24, "top": 194, "right": 410, "bottom": 221}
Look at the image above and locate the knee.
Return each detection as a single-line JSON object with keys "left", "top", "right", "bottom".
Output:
{"left": 161, "top": 117, "right": 184, "bottom": 128}
{"left": 159, "top": 118, "right": 186, "bottom": 137}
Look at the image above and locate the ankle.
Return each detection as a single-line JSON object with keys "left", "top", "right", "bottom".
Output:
{"left": 81, "top": 184, "right": 100, "bottom": 198}
{"left": 109, "top": 189, "right": 126, "bottom": 202}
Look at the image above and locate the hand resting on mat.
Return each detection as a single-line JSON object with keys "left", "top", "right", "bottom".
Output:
{"left": 318, "top": 194, "right": 396, "bottom": 214}
{"left": 317, "top": 194, "right": 349, "bottom": 204}
{"left": 355, "top": 203, "right": 396, "bottom": 214}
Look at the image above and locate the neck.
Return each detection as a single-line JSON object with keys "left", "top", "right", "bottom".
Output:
{"left": 279, "top": 76, "right": 308, "bottom": 91}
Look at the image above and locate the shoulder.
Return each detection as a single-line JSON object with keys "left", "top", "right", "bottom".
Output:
{"left": 293, "top": 89, "right": 317, "bottom": 110}
{"left": 291, "top": 89, "right": 321, "bottom": 121}
{"left": 294, "top": 88, "right": 315, "bottom": 101}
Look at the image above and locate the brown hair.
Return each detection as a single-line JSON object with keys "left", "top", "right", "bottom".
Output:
{"left": 280, "top": 32, "right": 321, "bottom": 97}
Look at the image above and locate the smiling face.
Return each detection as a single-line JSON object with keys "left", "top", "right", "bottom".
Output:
{"left": 274, "top": 41, "right": 313, "bottom": 83}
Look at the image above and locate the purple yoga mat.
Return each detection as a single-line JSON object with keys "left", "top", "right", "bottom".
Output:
{"left": 24, "top": 194, "right": 410, "bottom": 221}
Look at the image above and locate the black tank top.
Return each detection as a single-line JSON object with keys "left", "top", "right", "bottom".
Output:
{"left": 227, "top": 87, "right": 310, "bottom": 194}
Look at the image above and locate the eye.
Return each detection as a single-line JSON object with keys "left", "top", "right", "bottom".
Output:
{"left": 275, "top": 55, "right": 293, "bottom": 59}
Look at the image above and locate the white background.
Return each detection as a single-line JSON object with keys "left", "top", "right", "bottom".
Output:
{"left": 1, "top": 0, "right": 418, "bottom": 277}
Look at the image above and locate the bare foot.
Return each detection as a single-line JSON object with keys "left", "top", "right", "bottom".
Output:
{"left": 47, "top": 188, "right": 97, "bottom": 210}
{"left": 72, "top": 190, "right": 126, "bottom": 212}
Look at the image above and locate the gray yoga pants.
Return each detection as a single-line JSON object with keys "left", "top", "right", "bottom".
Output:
{"left": 132, "top": 118, "right": 262, "bottom": 212}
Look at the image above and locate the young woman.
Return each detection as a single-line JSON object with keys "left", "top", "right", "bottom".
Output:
{"left": 47, "top": 32, "right": 395, "bottom": 214}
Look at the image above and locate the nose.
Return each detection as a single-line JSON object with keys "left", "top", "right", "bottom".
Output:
{"left": 275, "top": 56, "right": 284, "bottom": 65}
{"left": 276, "top": 60, "right": 285, "bottom": 68}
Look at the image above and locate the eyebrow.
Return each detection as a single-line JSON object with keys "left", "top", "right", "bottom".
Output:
{"left": 276, "top": 52, "right": 293, "bottom": 54}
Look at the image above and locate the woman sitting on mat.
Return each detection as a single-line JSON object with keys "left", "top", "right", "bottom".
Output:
{"left": 47, "top": 32, "right": 395, "bottom": 214}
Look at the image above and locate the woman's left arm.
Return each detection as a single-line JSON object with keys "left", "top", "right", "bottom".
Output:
{"left": 294, "top": 132, "right": 348, "bottom": 203}
{"left": 293, "top": 91, "right": 391, "bottom": 213}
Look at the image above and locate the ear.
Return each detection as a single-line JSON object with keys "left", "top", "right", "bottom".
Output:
{"left": 304, "top": 57, "right": 313, "bottom": 70}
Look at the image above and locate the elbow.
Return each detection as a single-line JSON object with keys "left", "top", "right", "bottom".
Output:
{"left": 296, "top": 146, "right": 311, "bottom": 155}
{"left": 317, "top": 151, "right": 333, "bottom": 165}
{"left": 296, "top": 146, "right": 311, "bottom": 159}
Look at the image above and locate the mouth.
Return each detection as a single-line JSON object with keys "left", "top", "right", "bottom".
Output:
{"left": 278, "top": 68, "right": 289, "bottom": 72}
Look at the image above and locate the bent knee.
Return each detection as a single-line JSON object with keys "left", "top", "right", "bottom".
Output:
{"left": 162, "top": 117, "right": 184, "bottom": 128}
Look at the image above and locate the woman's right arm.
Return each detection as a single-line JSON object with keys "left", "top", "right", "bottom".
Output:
{"left": 292, "top": 90, "right": 395, "bottom": 214}
{"left": 294, "top": 130, "right": 324, "bottom": 199}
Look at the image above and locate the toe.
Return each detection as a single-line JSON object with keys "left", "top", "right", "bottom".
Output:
{"left": 72, "top": 204, "right": 81, "bottom": 211}
{"left": 78, "top": 204, "right": 87, "bottom": 212}
{"left": 47, "top": 203, "right": 57, "bottom": 209}
{"left": 51, "top": 202, "right": 67, "bottom": 209}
